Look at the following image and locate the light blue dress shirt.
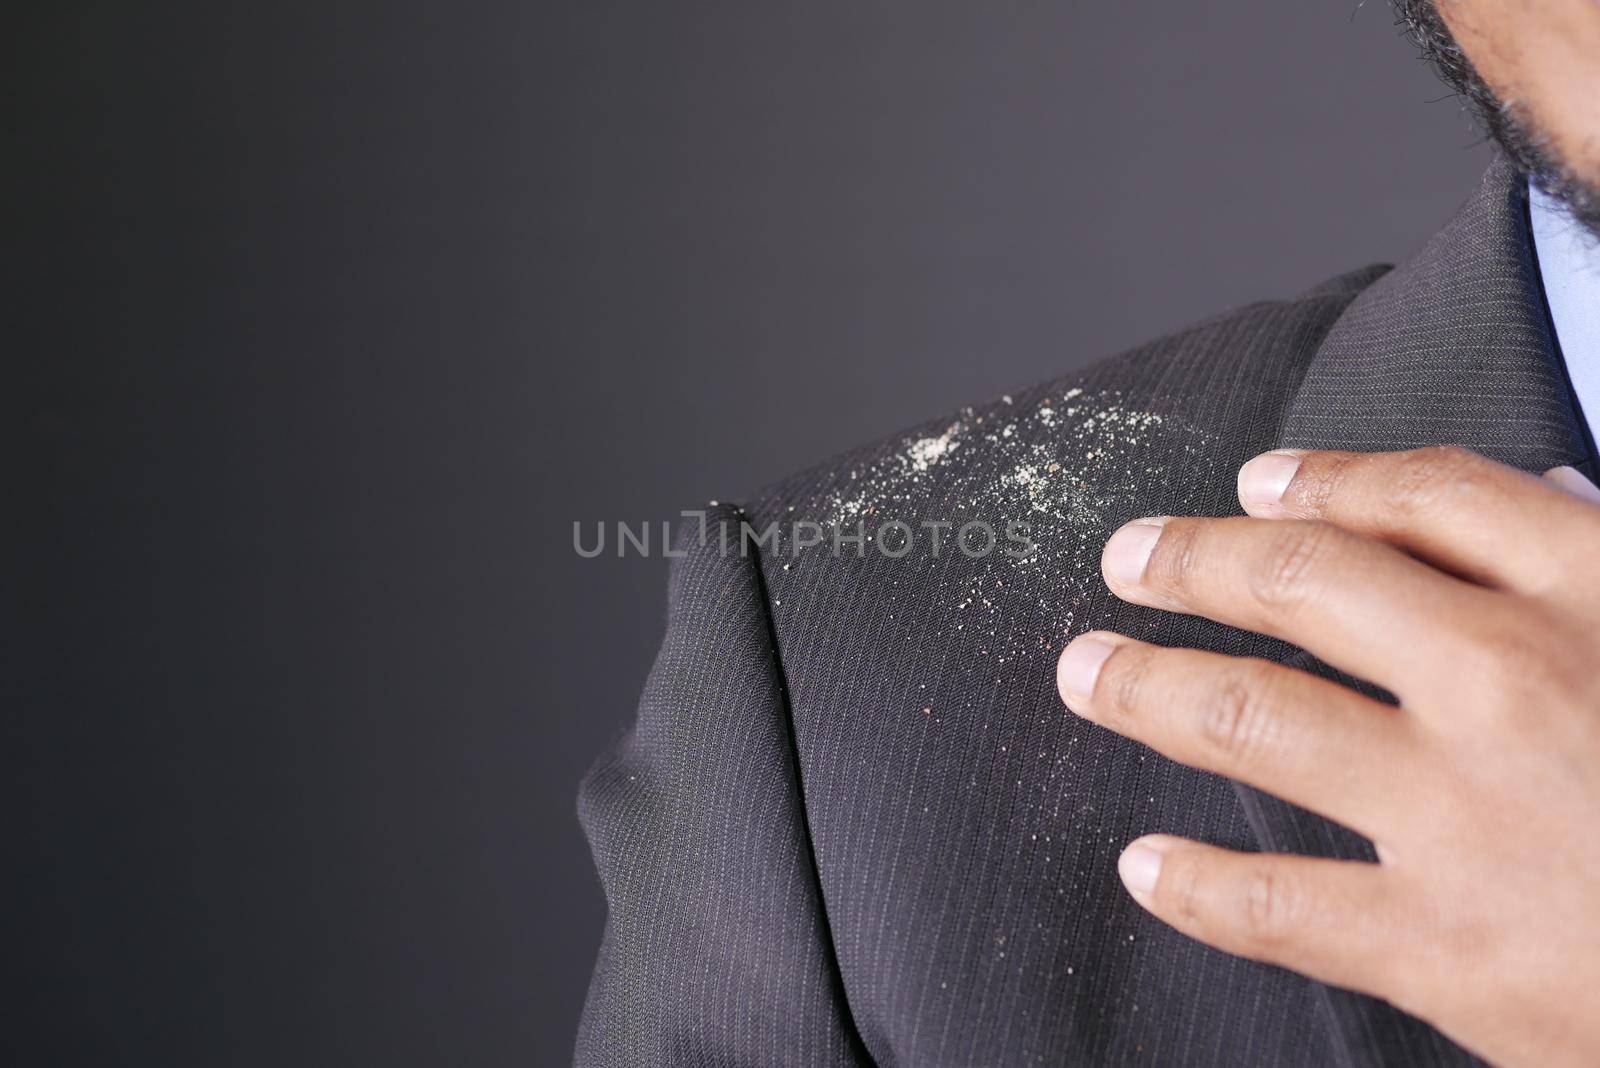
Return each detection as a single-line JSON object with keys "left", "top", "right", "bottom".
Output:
{"left": 1529, "top": 182, "right": 1600, "bottom": 451}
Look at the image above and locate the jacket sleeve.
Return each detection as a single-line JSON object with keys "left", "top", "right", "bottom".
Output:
{"left": 575, "top": 506, "right": 869, "bottom": 1067}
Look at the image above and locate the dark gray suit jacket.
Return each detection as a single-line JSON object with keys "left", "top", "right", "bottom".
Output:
{"left": 576, "top": 156, "right": 1592, "bottom": 1066}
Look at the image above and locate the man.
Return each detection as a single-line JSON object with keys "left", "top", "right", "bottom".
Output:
{"left": 578, "top": 2, "right": 1600, "bottom": 1064}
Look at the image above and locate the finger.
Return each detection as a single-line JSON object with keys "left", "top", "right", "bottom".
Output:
{"left": 1057, "top": 632, "right": 1419, "bottom": 843}
{"left": 1116, "top": 834, "right": 1399, "bottom": 999}
{"left": 1235, "top": 446, "right": 1600, "bottom": 593}
{"left": 1100, "top": 515, "right": 1492, "bottom": 699}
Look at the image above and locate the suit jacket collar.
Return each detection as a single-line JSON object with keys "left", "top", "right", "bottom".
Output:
{"left": 1282, "top": 153, "right": 1592, "bottom": 476}
{"left": 1240, "top": 155, "right": 1587, "bottom": 1066}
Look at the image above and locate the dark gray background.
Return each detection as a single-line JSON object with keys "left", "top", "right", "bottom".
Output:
{"left": 12, "top": 2, "right": 1490, "bottom": 1064}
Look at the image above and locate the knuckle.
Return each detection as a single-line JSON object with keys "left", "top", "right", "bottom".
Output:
{"left": 1475, "top": 614, "right": 1590, "bottom": 714}
{"left": 1483, "top": 629, "right": 1551, "bottom": 697}
{"left": 1386, "top": 895, "right": 1485, "bottom": 1015}
{"left": 1197, "top": 664, "right": 1279, "bottom": 767}
{"left": 1147, "top": 520, "right": 1203, "bottom": 595}
{"left": 1390, "top": 445, "right": 1497, "bottom": 518}
{"left": 1164, "top": 851, "right": 1207, "bottom": 926}
{"left": 1404, "top": 444, "right": 1484, "bottom": 482}
{"left": 1101, "top": 644, "right": 1157, "bottom": 721}
{"left": 1246, "top": 522, "right": 1339, "bottom": 616}
{"left": 1290, "top": 453, "right": 1356, "bottom": 516}
{"left": 1546, "top": 641, "right": 1600, "bottom": 709}
{"left": 1240, "top": 865, "right": 1300, "bottom": 948}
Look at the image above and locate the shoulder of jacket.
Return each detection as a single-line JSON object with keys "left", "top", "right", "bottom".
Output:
{"left": 735, "top": 263, "right": 1389, "bottom": 521}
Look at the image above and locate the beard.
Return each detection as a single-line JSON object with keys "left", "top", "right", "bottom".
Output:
{"left": 1393, "top": 0, "right": 1600, "bottom": 238}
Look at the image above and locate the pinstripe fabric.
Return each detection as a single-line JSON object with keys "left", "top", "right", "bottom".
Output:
{"left": 578, "top": 156, "right": 1582, "bottom": 1065}
{"left": 1282, "top": 155, "right": 1588, "bottom": 473}
{"left": 577, "top": 508, "right": 870, "bottom": 1066}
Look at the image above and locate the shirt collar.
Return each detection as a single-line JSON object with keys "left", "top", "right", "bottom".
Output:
{"left": 1529, "top": 181, "right": 1600, "bottom": 451}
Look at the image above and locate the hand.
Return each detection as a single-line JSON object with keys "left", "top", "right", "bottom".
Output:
{"left": 1055, "top": 446, "right": 1600, "bottom": 1067}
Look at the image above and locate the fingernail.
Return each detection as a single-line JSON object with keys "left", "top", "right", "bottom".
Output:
{"left": 1103, "top": 519, "right": 1166, "bottom": 586}
{"left": 1544, "top": 465, "right": 1600, "bottom": 504}
{"left": 1118, "top": 840, "right": 1163, "bottom": 897}
{"left": 1238, "top": 450, "right": 1303, "bottom": 511}
{"left": 1057, "top": 634, "right": 1118, "bottom": 704}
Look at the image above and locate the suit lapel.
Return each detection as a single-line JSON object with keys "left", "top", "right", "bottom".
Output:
{"left": 1235, "top": 156, "right": 1590, "bottom": 1066}
{"left": 1281, "top": 154, "right": 1590, "bottom": 473}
